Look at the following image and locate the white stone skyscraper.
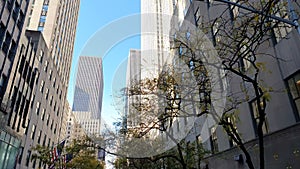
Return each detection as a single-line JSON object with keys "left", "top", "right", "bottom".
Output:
{"left": 27, "top": 0, "right": 80, "bottom": 85}
{"left": 141, "top": 0, "right": 174, "bottom": 79}
{"left": 125, "top": 49, "right": 141, "bottom": 128}
{"left": 73, "top": 56, "right": 104, "bottom": 119}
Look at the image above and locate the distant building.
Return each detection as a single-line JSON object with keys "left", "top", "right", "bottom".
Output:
{"left": 125, "top": 49, "right": 141, "bottom": 128}
{"left": 73, "top": 56, "right": 104, "bottom": 119}
{"left": 66, "top": 110, "right": 86, "bottom": 145}
{"left": 141, "top": 0, "right": 174, "bottom": 79}
{"left": 72, "top": 111, "right": 101, "bottom": 137}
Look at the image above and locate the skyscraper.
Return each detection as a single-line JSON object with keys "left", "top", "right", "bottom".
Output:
{"left": 73, "top": 56, "right": 104, "bottom": 119}
{"left": 141, "top": 0, "right": 174, "bottom": 79}
{"left": 0, "top": 0, "right": 80, "bottom": 168}
{"left": 27, "top": 0, "right": 80, "bottom": 85}
{"left": 125, "top": 49, "right": 141, "bottom": 128}
{"left": 0, "top": 1, "right": 31, "bottom": 167}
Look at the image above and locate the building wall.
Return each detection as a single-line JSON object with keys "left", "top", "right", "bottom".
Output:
{"left": 66, "top": 110, "right": 86, "bottom": 145}
{"left": 72, "top": 111, "right": 101, "bottom": 137}
{"left": 13, "top": 31, "right": 67, "bottom": 169}
{"left": 27, "top": 0, "right": 80, "bottom": 85}
{"left": 141, "top": 0, "right": 174, "bottom": 79}
{"left": 175, "top": 1, "right": 300, "bottom": 169}
{"left": 72, "top": 56, "right": 104, "bottom": 119}
{"left": 0, "top": 0, "right": 80, "bottom": 168}
{"left": 125, "top": 49, "right": 141, "bottom": 128}
{"left": 0, "top": 0, "right": 33, "bottom": 168}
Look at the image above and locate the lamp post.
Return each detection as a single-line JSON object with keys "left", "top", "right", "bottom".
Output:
{"left": 197, "top": 0, "right": 300, "bottom": 34}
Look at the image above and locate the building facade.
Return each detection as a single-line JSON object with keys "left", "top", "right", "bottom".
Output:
{"left": 0, "top": 0, "right": 80, "bottom": 168}
{"left": 65, "top": 110, "right": 86, "bottom": 145}
{"left": 0, "top": 0, "right": 32, "bottom": 168}
{"left": 125, "top": 49, "right": 141, "bottom": 128}
{"left": 171, "top": 1, "right": 300, "bottom": 169}
{"left": 72, "top": 111, "right": 101, "bottom": 137}
{"left": 72, "top": 56, "right": 104, "bottom": 119}
{"left": 26, "top": 0, "right": 80, "bottom": 85}
{"left": 141, "top": 0, "right": 174, "bottom": 79}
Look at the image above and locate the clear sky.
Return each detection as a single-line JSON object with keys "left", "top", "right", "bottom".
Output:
{"left": 67, "top": 1, "right": 141, "bottom": 126}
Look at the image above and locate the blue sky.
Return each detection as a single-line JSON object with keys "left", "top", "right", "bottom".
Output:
{"left": 68, "top": 1, "right": 141, "bottom": 126}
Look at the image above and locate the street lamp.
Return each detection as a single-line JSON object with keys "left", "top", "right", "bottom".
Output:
{"left": 196, "top": 0, "right": 300, "bottom": 34}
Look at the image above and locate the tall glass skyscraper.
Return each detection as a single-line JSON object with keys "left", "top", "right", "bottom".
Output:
{"left": 73, "top": 56, "right": 104, "bottom": 119}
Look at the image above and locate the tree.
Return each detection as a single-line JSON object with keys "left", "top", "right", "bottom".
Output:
{"left": 113, "top": 140, "right": 208, "bottom": 169}
{"left": 31, "top": 136, "right": 104, "bottom": 169}
{"left": 114, "top": 1, "right": 293, "bottom": 169}
{"left": 172, "top": 0, "right": 293, "bottom": 169}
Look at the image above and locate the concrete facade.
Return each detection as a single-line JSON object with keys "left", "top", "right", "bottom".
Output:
{"left": 0, "top": 0, "right": 80, "bottom": 168}
{"left": 172, "top": 1, "right": 300, "bottom": 169}
{"left": 125, "top": 49, "right": 141, "bottom": 128}
{"left": 72, "top": 111, "right": 101, "bottom": 137}
{"left": 27, "top": 0, "right": 80, "bottom": 85}
{"left": 141, "top": 0, "right": 174, "bottom": 79}
{"left": 0, "top": 0, "right": 32, "bottom": 168}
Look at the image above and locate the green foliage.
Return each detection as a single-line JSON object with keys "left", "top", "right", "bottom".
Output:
{"left": 31, "top": 136, "right": 105, "bottom": 169}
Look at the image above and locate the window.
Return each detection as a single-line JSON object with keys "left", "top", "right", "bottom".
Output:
{"left": 48, "top": 138, "right": 51, "bottom": 147}
{"left": 39, "top": 15, "right": 46, "bottom": 23}
{"left": 2, "top": 32, "right": 12, "bottom": 54}
{"left": 49, "top": 95, "right": 53, "bottom": 106}
{"left": 37, "top": 130, "right": 42, "bottom": 143}
{"left": 25, "top": 150, "right": 31, "bottom": 167}
{"left": 12, "top": 2, "right": 20, "bottom": 21}
{"left": 37, "top": 26, "right": 44, "bottom": 32}
{"left": 0, "top": 22, "right": 6, "bottom": 43}
{"left": 40, "top": 80, "right": 44, "bottom": 92}
{"left": 41, "top": 109, "right": 45, "bottom": 120}
{"left": 210, "top": 126, "right": 218, "bottom": 154}
{"left": 39, "top": 50, "right": 44, "bottom": 62}
{"left": 249, "top": 99, "right": 269, "bottom": 136}
{"left": 194, "top": 7, "right": 202, "bottom": 27}
{"left": 50, "top": 119, "right": 53, "bottom": 130}
{"left": 17, "top": 11, "right": 25, "bottom": 29}
{"left": 53, "top": 102, "right": 56, "bottom": 111}
{"left": 46, "top": 114, "right": 49, "bottom": 125}
{"left": 44, "top": 61, "right": 48, "bottom": 72}
{"left": 8, "top": 40, "right": 17, "bottom": 61}
{"left": 35, "top": 102, "right": 40, "bottom": 115}
{"left": 31, "top": 124, "right": 36, "bottom": 139}
{"left": 43, "top": 0, "right": 49, "bottom": 5}
{"left": 54, "top": 124, "right": 57, "bottom": 134}
{"left": 38, "top": 21, "right": 45, "bottom": 27}
{"left": 286, "top": 72, "right": 300, "bottom": 121}
{"left": 225, "top": 116, "right": 238, "bottom": 147}
{"left": 45, "top": 88, "right": 49, "bottom": 99}
{"left": 271, "top": 1, "right": 292, "bottom": 43}
{"left": 18, "top": 147, "right": 24, "bottom": 164}
{"left": 49, "top": 70, "right": 52, "bottom": 80}
{"left": 53, "top": 77, "right": 56, "bottom": 87}
{"left": 32, "top": 159, "right": 36, "bottom": 168}
{"left": 0, "top": 74, "right": 7, "bottom": 96}
{"left": 24, "top": 120, "right": 30, "bottom": 135}
{"left": 43, "top": 135, "right": 47, "bottom": 146}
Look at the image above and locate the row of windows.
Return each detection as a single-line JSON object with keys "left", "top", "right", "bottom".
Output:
{"left": 206, "top": 70, "right": 300, "bottom": 154}
{"left": 36, "top": 0, "right": 50, "bottom": 32}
